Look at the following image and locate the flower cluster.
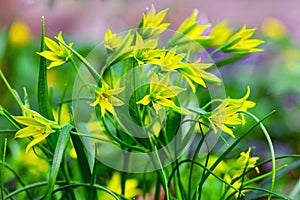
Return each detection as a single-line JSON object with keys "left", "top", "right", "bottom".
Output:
{"left": 0, "top": 5, "right": 282, "bottom": 200}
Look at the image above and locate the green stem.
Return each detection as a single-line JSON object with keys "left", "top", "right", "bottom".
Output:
{"left": 168, "top": 159, "right": 240, "bottom": 194}
{"left": 70, "top": 131, "right": 114, "bottom": 144}
{"left": 205, "top": 47, "right": 221, "bottom": 63}
{"left": 154, "top": 145, "right": 170, "bottom": 200}
{"left": 195, "top": 110, "right": 275, "bottom": 198}
{"left": 89, "top": 148, "right": 98, "bottom": 200}
{"left": 0, "top": 70, "right": 24, "bottom": 108}
{"left": 243, "top": 111, "right": 276, "bottom": 200}
{"left": 70, "top": 58, "right": 87, "bottom": 85}
{"left": 188, "top": 123, "right": 207, "bottom": 199}
{"left": 154, "top": 175, "right": 161, "bottom": 200}
{"left": 244, "top": 164, "right": 287, "bottom": 187}
{"left": 55, "top": 38, "right": 101, "bottom": 82}
{"left": 1, "top": 138, "right": 8, "bottom": 200}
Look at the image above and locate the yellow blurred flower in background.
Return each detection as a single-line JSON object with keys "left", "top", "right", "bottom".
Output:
{"left": 207, "top": 21, "right": 233, "bottom": 47}
{"left": 101, "top": 172, "right": 141, "bottom": 200}
{"left": 262, "top": 18, "right": 287, "bottom": 39}
{"left": 8, "top": 21, "right": 31, "bottom": 46}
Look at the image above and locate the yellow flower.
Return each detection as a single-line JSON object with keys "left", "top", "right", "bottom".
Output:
{"left": 208, "top": 87, "right": 255, "bottom": 137}
{"left": 8, "top": 21, "right": 31, "bottom": 46}
{"left": 226, "top": 86, "right": 256, "bottom": 125}
{"left": 148, "top": 47, "right": 220, "bottom": 92}
{"left": 37, "top": 31, "right": 73, "bottom": 69}
{"left": 140, "top": 5, "right": 170, "bottom": 37}
{"left": 90, "top": 81, "right": 124, "bottom": 116}
{"left": 222, "top": 25, "right": 264, "bottom": 54}
{"left": 14, "top": 107, "right": 61, "bottom": 152}
{"left": 177, "top": 58, "right": 221, "bottom": 92}
{"left": 149, "top": 47, "right": 185, "bottom": 71}
{"left": 131, "top": 32, "right": 162, "bottom": 65}
{"left": 208, "top": 100, "right": 242, "bottom": 138}
{"left": 230, "top": 148, "right": 260, "bottom": 175}
{"left": 262, "top": 18, "right": 287, "bottom": 39}
{"left": 206, "top": 21, "right": 233, "bottom": 47}
{"left": 107, "top": 32, "right": 134, "bottom": 66}
{"left": 224, "top": 148, "right": 260, "bottom": 197}
{"left": 101, "top": 172, "right": 141, "bottom": 199}
{"left": 171, "top": 9, "right": 211, "bottom": 46}
{"left": 136, "top": 72, "right": 186, "bottom": 113}
{"left": 104, "top": 28, "right": 123, "bottom": 51}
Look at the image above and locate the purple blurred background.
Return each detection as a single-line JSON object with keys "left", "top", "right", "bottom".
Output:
{"left": 1, "top": 0, "right": 299, "bottom": 42}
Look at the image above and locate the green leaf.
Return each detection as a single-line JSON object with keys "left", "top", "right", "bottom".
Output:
{"left": 44, "top": 124, "right": 72, "bottom": 200}
{"left": 70, "top": 130, "right": 92, "bottom": 183}
{"left": 38, "top": 16, "right": 54, "bottom": 120}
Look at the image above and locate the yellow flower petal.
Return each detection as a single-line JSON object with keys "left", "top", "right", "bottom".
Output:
{"left": 15, "top": 126, "right": 40, "bottom": 138}
{"left": 136, "top": 95, "right": 151, "bottom": 105}
{"left": 25, "top": 133, "right": 50, "bottom": 153}
{"left": 44, "top": 37, "right": 61, "bottom": 52}
{"left": 15, "top": 116, "right": 43, "bottom": 127}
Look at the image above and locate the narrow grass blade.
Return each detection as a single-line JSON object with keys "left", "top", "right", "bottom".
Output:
{"left": 44, "top": 124, "right": 72, "bottom": 200}
{"left": 37, "top": 16, "right": 54, "bottom": 120}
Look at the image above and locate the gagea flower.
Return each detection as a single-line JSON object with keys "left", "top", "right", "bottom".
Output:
{"left": 90, "top": 81, "right": 124, "bottom": 116}
{"left": 14, "top": 107, "right": 61, "bottom": 152}
{"left": 131, "top": 32, "right": 162, "bottom": 65}
{"left": 170, "top": 9, "right": 211, "bottom": 46}
{"left": 149, "top": 47, "right": 185, "bottom": 71}
{"left": 224, "top": 148, "right": 260, "bottom": 197}
{"left": 205, "top": 21, "right": 233, "bottom": 47}
{"left": 176, "top": 58, "right": 221, "bottom": 92}
{"left": 207, "top": 87, "right": 255, "bottom": 137}
{"left": 37, "top": 31, "right": 73, "bottom": 69}
{"left": 136, "top": 72, "right": 186, "bottom": 113}
{"left": 140, "top": 5, "right": 170, "bottom": 37}
{"left": 222, "top": 25, "right": 264, "bottom": 54}
{"left": 104, "top": 28, "right": 123, "bottom": 51}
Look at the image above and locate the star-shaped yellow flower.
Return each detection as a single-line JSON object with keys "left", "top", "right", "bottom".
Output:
{"left": 222, "top": 25, "right": 264, "bottom": 54}
{"left": 224, "top": 148, "right": 259, "bottom": 197}
{"left": 140, "top": 5, "right": 170, "bottom": 37}
{"left": 177, "top": 58, "right": 221, "bottom": 92}
{"left": 150, "top": 48, "right": 220, "bottom": 92}
{"left": 170, "top": 9, "right": 211, "bottom": 47}
{"left": 149, "top": 47, "right": 185, "bottom": 71}
{"left": 226, "top": 86, "right": 256, "bottom": 125}
{"left": 104, "top": 28, "right": 123, "bottom": 51}
{"left": 37, "top": 31, "right": 73, "bottom": 69}
{"left": 136, "top": 72, "right": 186, "bottom": 113}
{"left": 131, "top": 32, "right": 162, "bottom": 66}
{"left": 207, "top": 87, "right": 255, "bottom": 137}
{"left": 90, "top": 81, "right": 124, "bottom": 116}
{"left": 14, "top": 106, "right": 61, "bottom": 152}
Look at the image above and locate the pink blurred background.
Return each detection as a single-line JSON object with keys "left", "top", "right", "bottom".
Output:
{"left": 1, "top": 0, "right": 299, "bottom": 41}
